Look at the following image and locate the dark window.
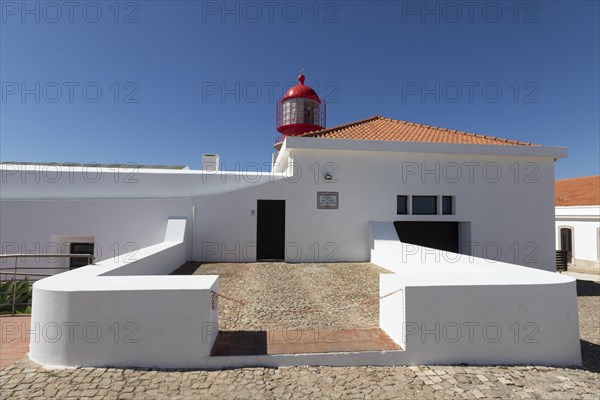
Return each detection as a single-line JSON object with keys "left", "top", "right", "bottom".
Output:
{"left": 442, "top": 196, "right": 453, "bottom": 215}
{"left": 70, "top": 243, "right": 94, "bottom": 269}
{"left": 397, "top": 196, "right": 408, "bottom": 214}
{"left": 412, "top": 196, "right": 437, "bottom": 215}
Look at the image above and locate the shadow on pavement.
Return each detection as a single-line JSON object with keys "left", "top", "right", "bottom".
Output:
{"left": 576, "top": 279, "right": 600, "bottom": 297}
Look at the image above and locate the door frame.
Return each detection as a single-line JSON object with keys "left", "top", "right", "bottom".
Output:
{"left": 559, "top": 226, "right": 574, "bottom": 264}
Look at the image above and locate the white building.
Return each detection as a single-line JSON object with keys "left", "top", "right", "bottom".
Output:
{"left": 0, "top": 74, "right": 582, "bottom": 368}
{"left": 1, "top": 116, "right": 566, "bottom": 270}
{"left": 555, "top": 175, "right": 600, "bottom": 274}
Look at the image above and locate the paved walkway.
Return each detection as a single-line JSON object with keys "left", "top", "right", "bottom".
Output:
{"left": 211, "top": 328, "right": 401, "bottom": 356}
{"left": 177, "top": 262, "right": 399, "bottom": 354}
{"left": 1, "top": 358, "right": 598, "bottom": 399}
{"left": 0, "top": 316, "right": 30, "bottom": 370}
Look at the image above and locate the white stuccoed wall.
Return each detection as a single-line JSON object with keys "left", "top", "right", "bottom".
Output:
{"left": 372, "top": 221, "right": 582, "bottom": 366}
{"left": 0, "top": 137, "right": 575, "bottom": 369}
{"left": 29, "top": 220, "right": 221, "bottom": 369}
{"left": 555, "top": 206, "right": 600, "bottom": 265}
{"left": 0, "top": 164, "right": 285, "bottom": 200}
{"left": 27, "top": 220, "right": 582, "bottom": 369}
{"left": 1, "top": 140, "right": 565, "bottom": 271}
{"left": 0, "top": 198, "right": 194, "bottom": 277}
{"left": 195, "top": 138, "right": 565, "bottom": 271}
{"left": 0, "top": 165, "right": 288, "bottom": 276}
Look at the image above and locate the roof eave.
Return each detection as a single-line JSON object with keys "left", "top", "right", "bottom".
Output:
{"left": 282, "top": 136, "right": 568, "bottom": 159}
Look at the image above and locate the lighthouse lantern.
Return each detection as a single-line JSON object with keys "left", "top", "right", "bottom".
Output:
{"left": 276, "top": 74, "right": 326, "bottom": 139}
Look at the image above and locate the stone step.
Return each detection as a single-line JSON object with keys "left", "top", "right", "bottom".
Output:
{"left": 211, "top": 327, "right": 402, "bottom": 356}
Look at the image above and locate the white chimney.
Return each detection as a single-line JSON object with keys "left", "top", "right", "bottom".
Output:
{"left": 201, "top": 154, "right": 220, "bottom": 171}
{"left": 271, "top": 152, "right": 278, "bottom": 170}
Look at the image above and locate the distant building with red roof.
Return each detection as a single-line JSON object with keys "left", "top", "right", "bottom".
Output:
{"left": 555, "top": 175, "right": 600, "bottom": 273}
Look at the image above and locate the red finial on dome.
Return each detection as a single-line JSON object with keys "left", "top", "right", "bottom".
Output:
{"left": 282, "top": 73, "right": 321, "bottom": 101}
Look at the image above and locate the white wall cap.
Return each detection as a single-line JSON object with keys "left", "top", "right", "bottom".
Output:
{"left": 369, "top": 221, "right": 575, "bottom": 286}
{"left": 0, "top": 165, "right": 288, "bottom": 200}
{"left": 32, "top": 219, "right": 216, "bottom": 292}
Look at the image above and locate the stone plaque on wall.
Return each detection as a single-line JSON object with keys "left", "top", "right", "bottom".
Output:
{"left": 317, "top": 192, "right": 339, "bottom": 209}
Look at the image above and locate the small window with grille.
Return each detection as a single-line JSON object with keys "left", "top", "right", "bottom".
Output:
{"left": 70, "top": 243, "right": 94, "bottom": 269}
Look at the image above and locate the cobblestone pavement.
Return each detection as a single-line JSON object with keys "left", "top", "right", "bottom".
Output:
{"left": 0, "top": 267, "right": 598, "bottom": 399}
{"left": 1, "top": 358, "right": 597, "bottom": 399}
{"left": 173, "top": 262, "right": 392, "bottom": 331}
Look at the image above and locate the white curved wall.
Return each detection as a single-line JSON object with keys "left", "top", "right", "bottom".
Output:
{"left": 29, "top": 220, "right": 220, "bottom": 369}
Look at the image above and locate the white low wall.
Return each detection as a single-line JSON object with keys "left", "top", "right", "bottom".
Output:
{"left": 0, "top": 197, "right": 195, "bottom": 279}
{"left": 29, "top": 219, "right": 220, "bottom": 369}
{"left": 372, "top": 221, "right": 582, "bottom": 366}
{"left": 26, "top": 219, "right": 581, "bottom": 369}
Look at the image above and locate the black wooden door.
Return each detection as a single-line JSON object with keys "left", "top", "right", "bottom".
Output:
{"left": 256, "top": 200, "right": 285, "bottom": 260}
{"left": 560, "top": 228, "right": 573, "bottom": 263}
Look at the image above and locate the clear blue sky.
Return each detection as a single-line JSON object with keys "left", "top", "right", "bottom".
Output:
{"left": 1, "top": 0, "right": 598, "bottom": 178}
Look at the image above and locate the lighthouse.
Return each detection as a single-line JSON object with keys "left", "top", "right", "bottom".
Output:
{"left": 276, "top": 73, "right": 326, "bottom": 140}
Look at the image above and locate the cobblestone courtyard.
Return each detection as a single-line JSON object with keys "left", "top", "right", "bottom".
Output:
{"left": 174, "top": 262, "right": 391, "bottom": 331}
{"left": 0, "top": 264, "right": 598, "bottom": 399}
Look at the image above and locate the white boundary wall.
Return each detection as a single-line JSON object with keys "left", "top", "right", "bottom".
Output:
{"left": 29, "top": 220, "right": 220, "bottom": 369}
{"left": 25, "top": 220, "right": 581, "bottom": 369}
{"left": 372, "top": 222, "right": 582, "bottom": 366}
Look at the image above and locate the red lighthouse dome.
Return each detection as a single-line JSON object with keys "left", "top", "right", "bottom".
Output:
{"left": 276, "top": 73, "right": 326, "bottom": 138}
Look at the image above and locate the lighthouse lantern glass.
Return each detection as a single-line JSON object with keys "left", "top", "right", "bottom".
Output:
{"left": 283, "top": 98, "right": 319, "bottom": 125}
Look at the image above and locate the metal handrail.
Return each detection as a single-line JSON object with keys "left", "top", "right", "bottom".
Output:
{"left": 0, "top": 253, "right": 96, "bottom": 259}
{"left": 0, "top": 253, "right": 95, "bottom": 315}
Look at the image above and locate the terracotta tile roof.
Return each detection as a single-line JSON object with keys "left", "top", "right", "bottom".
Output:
{"left": 277, "top": 116, "right": 540, "bottom": 148}
{"left": 555, "top": 175, "right": 600, "bottom": 206}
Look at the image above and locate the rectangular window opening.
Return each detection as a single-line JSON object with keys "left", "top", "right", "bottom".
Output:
{"left": 412, "top": 196, "right": 437, "bottom": 215}
{"left": 442, "top": 196, "right": 453, "bottom": 215}
{"left": 397, "top": 195, "right": 408, "bottom": 215}
{"left": 70, "top": 243, "right": 95, "bottom": 269}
